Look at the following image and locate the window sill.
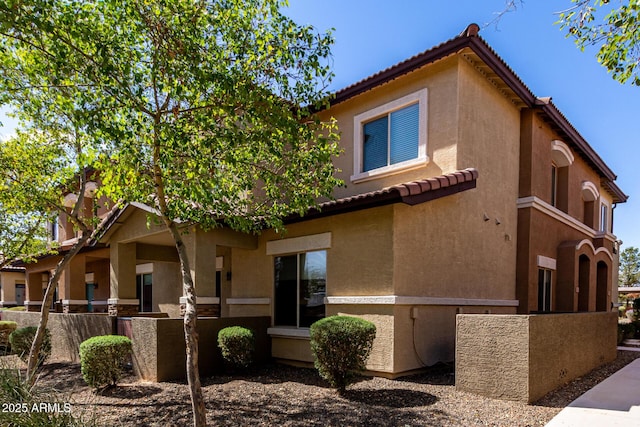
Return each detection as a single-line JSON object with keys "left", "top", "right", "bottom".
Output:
{"left": 267, "top": 327, "right": 311, "bottom": 339}
{"left": 350, "top": 156, "right": 429, "bottom": 184}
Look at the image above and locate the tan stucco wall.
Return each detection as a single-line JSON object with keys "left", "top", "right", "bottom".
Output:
{"left": 232, "top": 205, "right": 395, "bottom": 302}
{"left": 331, "top": 306, "right": 395, "bottom": 374}
{"left": 86, "top": 259, "right": 110, "bottom": 302}
{"left": 2, "top": 311, "right": 114, "bottom": 362}
{"left": 1, "top": 271, "right": 25, "bottom": 303}
{"left": 318, "top": 56, "right": 461, "bottom": 200}
{"left": 456, "top": 312, "right": 617, "bottom": 403}
{"left": 153, "top": 261, "right": 182, "bottom": 317}
{"left": 228, "top": 54, "right": 525, "bottom": 373}
{"left": 132, "top": 316, "right": 270, "bottom": 381}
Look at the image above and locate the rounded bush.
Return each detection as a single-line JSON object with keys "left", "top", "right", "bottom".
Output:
{"left": 79, "top": 335, "right": 132, "bottom": 389}
{"left": 217, "top": 326, "right": 254, "bottom": 369}
{"left": 0, "top": 321, "right": 17, "bottom": 351}
{"left": 310, "top": 315, "right": 376, "bottom": 394}
{"left": 9, "top": 326, "right": 51, "bottom": 366}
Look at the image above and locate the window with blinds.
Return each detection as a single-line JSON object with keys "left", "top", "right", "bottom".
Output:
{"left": 352, "top": 88, "right": 428, "bottom": 182}
{"left": 363, "top": 103, "right": 419, "bottom": 172}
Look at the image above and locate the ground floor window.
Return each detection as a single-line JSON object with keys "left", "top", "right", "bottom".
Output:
{"left": 538, "top": 268, "right": 552, "bottom": 312}
{"left": 274, "top": 250, "right": 326, "bottom": 328}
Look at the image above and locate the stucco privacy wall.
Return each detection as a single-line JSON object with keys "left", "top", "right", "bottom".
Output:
{"left": 131, "top": 316, "right": 270, "bottom": 382}
{"left": 1, "top": 311, "right": 114, "bottom": 362}
{"left": 456, "top": 312, "right": 617, "bottom": 403}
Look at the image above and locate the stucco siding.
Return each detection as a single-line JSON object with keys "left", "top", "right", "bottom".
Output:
{"left": 318, "top": 56, "right": 461, "bottom": 200}
{"left": 456, "top": 312, "right": 616, "bottom": 402}
{"left": 0, "top": 271, "right": 24, "bottom": 303}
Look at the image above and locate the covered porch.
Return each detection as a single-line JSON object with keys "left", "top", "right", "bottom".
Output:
{"left": 100, "top": 203, "right": 257, "bottom": 318}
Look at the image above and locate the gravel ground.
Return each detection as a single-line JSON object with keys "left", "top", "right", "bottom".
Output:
{"left": 21, "top": 350, "right": 640, "bottom": 426}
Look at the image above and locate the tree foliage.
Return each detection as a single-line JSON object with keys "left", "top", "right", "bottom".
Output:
{"left": 620, "top": 246, "right": 640, "bottom": 286}
{"left": 1, "top": 1, "right": 339, "bottom": 425}
{"left": 0, "top": 127, "right": 103, "bottom": 384}
{"left": 0, "top": 208, "right": 51, "bottom": 269}
{"left": 557, "top": 0, "right": 640, "bottom": 85}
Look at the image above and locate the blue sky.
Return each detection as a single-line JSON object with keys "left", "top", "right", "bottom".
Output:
{"left": 1, "top": 1, "right": 638, "bottom": 249}
{"left": 285, "top": 0, "right": 640, "bottom": 250}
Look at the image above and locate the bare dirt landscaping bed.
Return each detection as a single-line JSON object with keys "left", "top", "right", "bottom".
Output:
{"left": 8, "top": 350, "right": 640, "bottom": 426}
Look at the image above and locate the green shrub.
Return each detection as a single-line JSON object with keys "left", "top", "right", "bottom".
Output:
{"left": 79, "top": 335, "right": 132, "bottom": 389}
{"left": 633, "top": 298, "right": 640, "bottom": 320}
{"left": 310, "top": 315, "right": 376, "bottom": 394}
{"left": 6, "top": 306, "right": 26, "bottom": 311}
{"left": 0, "top": 321, "right": 17, "bottom": 352}
{"left": 618, "top": 320, "right": 636, "bottom": 344}
{"left": 9, "top": 326, "right": 51, "bottom": 366}
{"left": 217, "top": 326, "right": 254, "bottom": 369}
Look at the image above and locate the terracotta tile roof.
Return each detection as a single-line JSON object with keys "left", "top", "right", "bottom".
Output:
{"left": 0, "top": 265, "right": 25, "bottom": 273}
{"left": 286, "top": 168, "right": 478, "bottom": 224}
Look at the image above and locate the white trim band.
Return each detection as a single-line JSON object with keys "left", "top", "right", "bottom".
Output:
{"left": 136, "top": 263, "right": 153, "bottom": 275}
{"left": 267, "top": 327, "right": 311, "bottom": 339}
{"left": 0, "top": 301, "right": 18, "bottom": 306}
{"left": 325, "top": 296, "right": 519, "bottom": 307}
{"left": 179, "top": 296, "right": 220, "bottom": 305}
{"left": 517, "top": 196, "right": 616, "bottom": 242}
{"left": 62, "top": 299, "right": 89, "bottom": 305}
{"left": 89, "top": 300, "right": 108, "bottom": 306}
{"left": 226, "top": 298, "right": 271, "bottom": 305}
{"left": 107, "top": 298, "right": 139, "bottom": 305}
{"left": 537, "top": 256, "right": 557, "bottom": 270}
{"left": 266, "top": 232, "right": 332, "bottom": 256}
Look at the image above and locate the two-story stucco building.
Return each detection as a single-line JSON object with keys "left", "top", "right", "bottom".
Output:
{"left": 18, "top": 24, "right": 627, "bottom": 378}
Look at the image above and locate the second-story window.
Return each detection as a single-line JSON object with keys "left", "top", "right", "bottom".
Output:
{"left": 363, "top": 103, "right": 419, "bottom": 172}
{"left": 50, "top": 218, "right": 59, "bottom": 242}
{"left": 551, "top": 164, "right": 558, "bottom": 207}
{"left": 550, "top": 140, "right": 573, "bottom": 213}
{"left": 600, "top": 203, "right": 610, "bottom": 233}
{"left": 352, "top": 89, "right": 428, "bottom": 183}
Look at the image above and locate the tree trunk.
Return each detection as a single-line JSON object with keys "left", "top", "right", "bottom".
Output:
{"left": 167, "top": 222, "right": 207, "bottom": 427}
{"left": 26, "top": 233, "right": 90, "bottom": 385}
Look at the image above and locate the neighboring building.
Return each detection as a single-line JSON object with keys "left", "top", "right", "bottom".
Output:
{"left": 22, "top": 175, "right": 112, "bottom": 314}
{"left": 23, "top": 24, "right": 628, "bottom": 377}
{"left": 0, "top": 266, "right": 26, "bottom": 308}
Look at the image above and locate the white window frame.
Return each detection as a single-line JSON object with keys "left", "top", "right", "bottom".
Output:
{"left": 351, "top": 88, "right": 428, "bottom": 183}
{"left": 600, "top": 201, "right": 611, "bottom": 233}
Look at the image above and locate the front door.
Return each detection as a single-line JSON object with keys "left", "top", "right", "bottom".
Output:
{"left": 86, "top": 283, "right": 95, "bottom": 313}
{"left": 15, "top": 283, "right": 25, "bottom": 306}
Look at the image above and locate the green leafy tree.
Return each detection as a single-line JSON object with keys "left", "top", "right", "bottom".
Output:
{"left": 0, "top": 1, "right": 340, "bottom": 425}
{"left": 620, "top": 246, "right": 640, "bottom": 286}
{"left": 0, "top": 207, "right": 51, "bottom": 269}
{"left": 557, "top": 0, "right": 640, "bottom": 85}
{"left": 0, "top": 129, "right": 102, "bottom": 384}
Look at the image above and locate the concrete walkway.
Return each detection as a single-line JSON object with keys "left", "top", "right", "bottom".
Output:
{"left": 545, "top": 347, "right": 640, "bottom": 427}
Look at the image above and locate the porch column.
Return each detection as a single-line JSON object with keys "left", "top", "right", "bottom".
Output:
{"left": 25, "top": 271, "right": 44, "bottom": 312}
{"left": 108, "top": 242, "right": 139, "bottom": 316}
{"left": 61, "top": 254, "right": 88, "bottom": 313}
{"left": 180, "top": 232, "right": 220, "bottom": 317}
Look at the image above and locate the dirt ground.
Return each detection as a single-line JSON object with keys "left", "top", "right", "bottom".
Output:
{"left": 10, "top": 349, "right": 636, "bottom": 427}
